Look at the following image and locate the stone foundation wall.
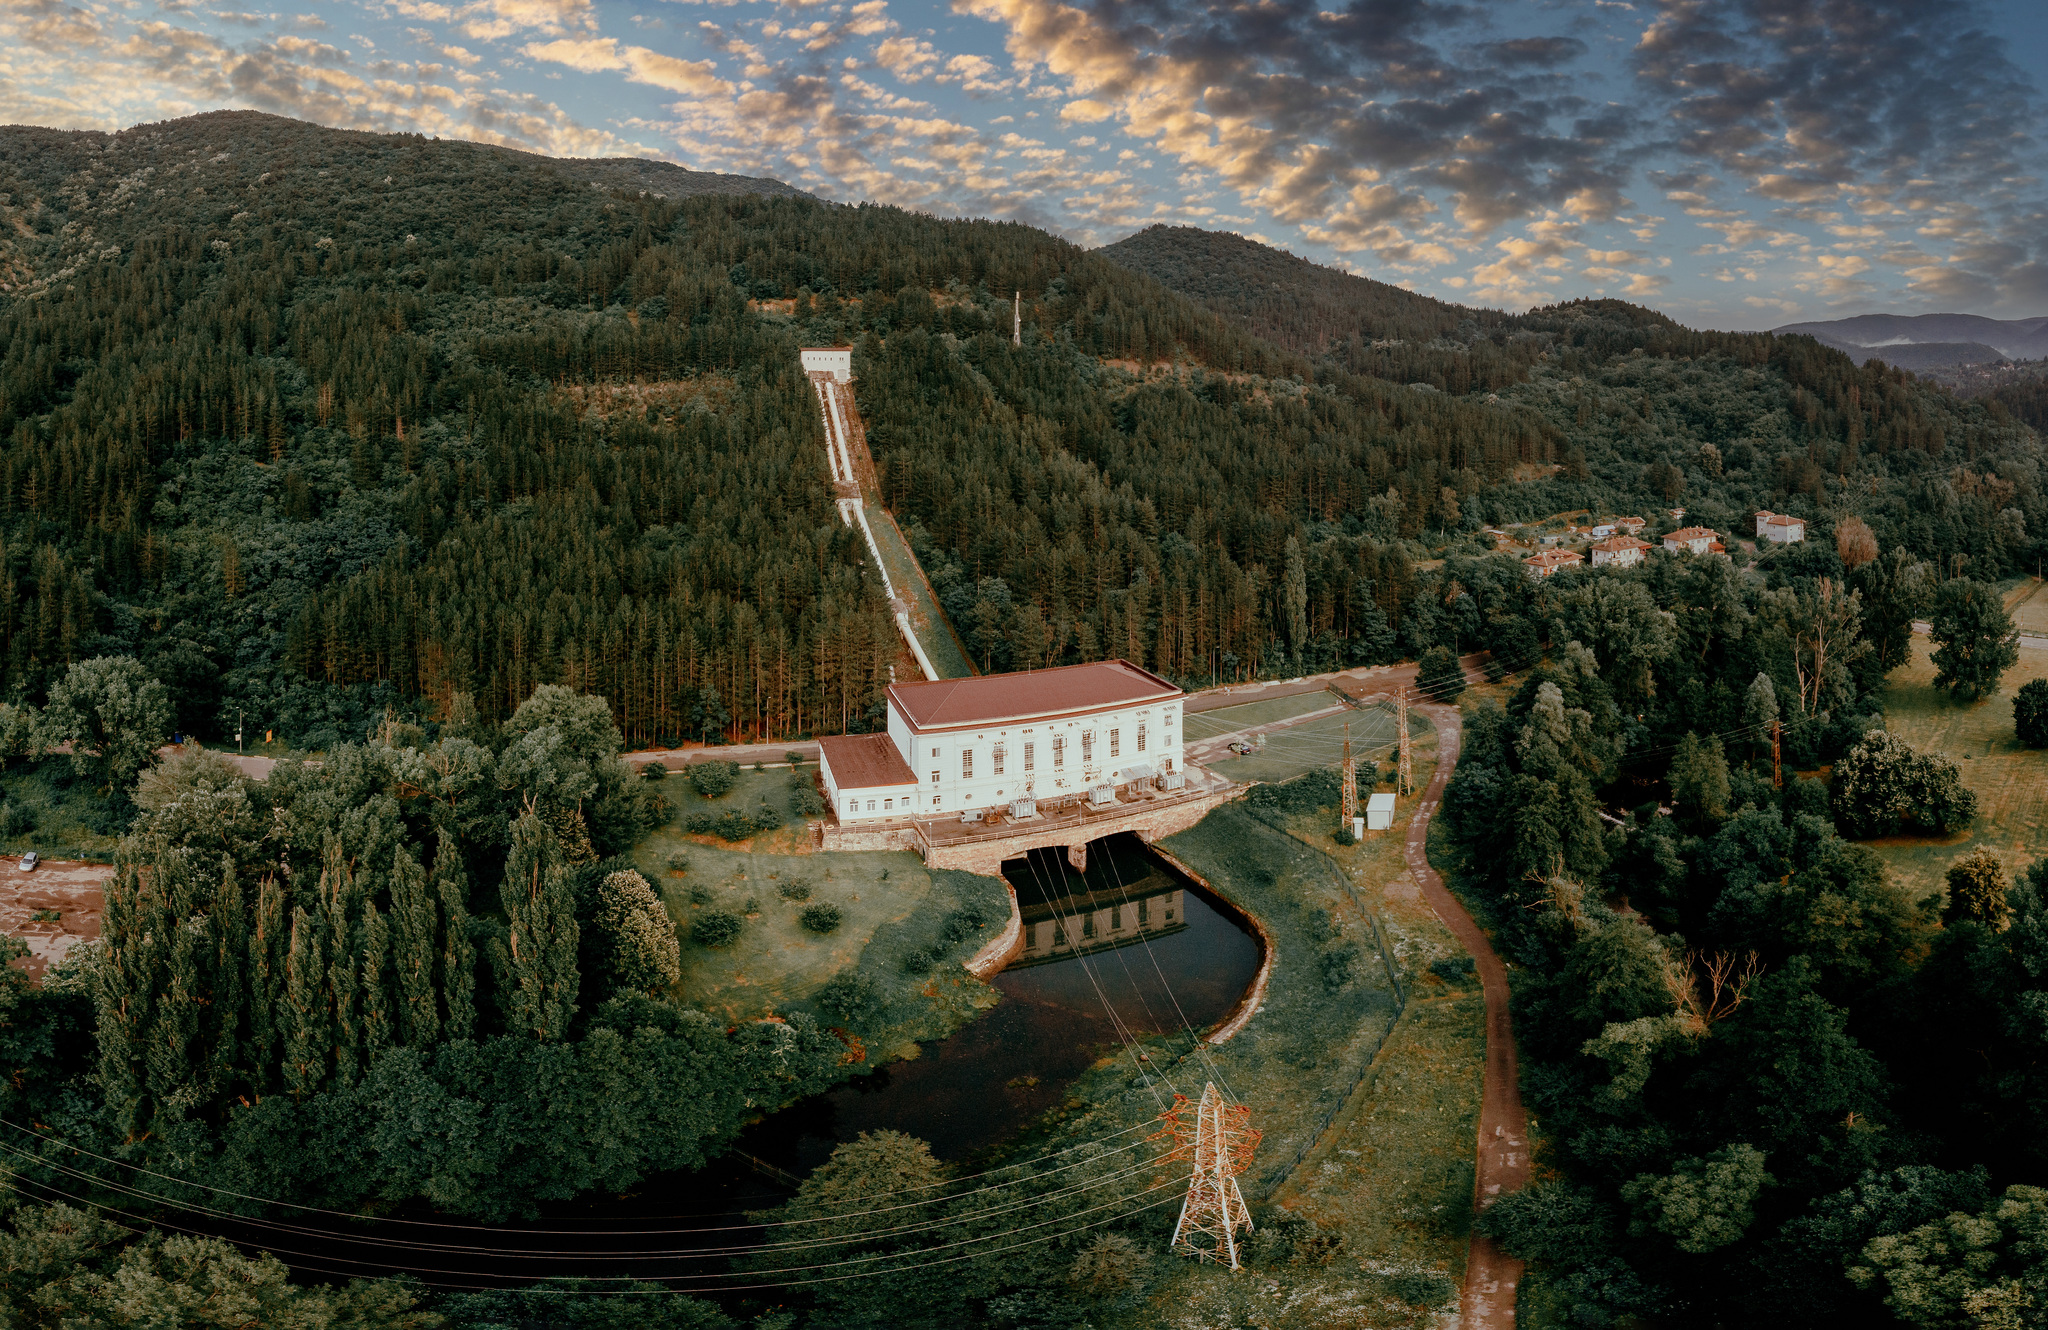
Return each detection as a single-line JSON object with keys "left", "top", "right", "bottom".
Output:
{"left": 962, "top": 880, "right": 1024, "bottom": 978}
{"left": 915, "top": 789, "right": 1233, "bottom": 876}
{"left": 814, "top": 822, "right": 922, "bottom": 854}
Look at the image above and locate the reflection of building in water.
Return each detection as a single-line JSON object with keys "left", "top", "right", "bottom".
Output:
{"left": 1014, "top": 885, "right": 1187, "bottom": 966}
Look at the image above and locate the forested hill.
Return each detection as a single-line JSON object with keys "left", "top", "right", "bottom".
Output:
{"left": 1099, "top": 223, "right": 2039, "bottom": 537}
{"left": 0, "top": 110, "right": 2036, "bottom": 760}
{"left": 1094, "top": 223, "right": 1479, "bottom": 355}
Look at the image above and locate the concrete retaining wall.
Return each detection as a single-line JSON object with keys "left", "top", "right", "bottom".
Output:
{"left": 915, "top": 789, "right": 1232, "bottom": 876}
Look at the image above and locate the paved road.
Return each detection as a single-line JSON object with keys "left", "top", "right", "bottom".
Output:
{"left": 1912, "top": 619, "right": 2048, "bottom": 651}
{"left": 1405, "top": 702, "right": 1529, "bottom": 1330}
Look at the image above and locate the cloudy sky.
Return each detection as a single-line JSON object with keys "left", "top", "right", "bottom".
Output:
{"left": 5, "top": 0, "right": 2044, "bottom": 328}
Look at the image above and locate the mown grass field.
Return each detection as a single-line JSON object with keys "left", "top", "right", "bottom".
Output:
{"left": 1870, "top": 636, "right": 2048, "bottom": 904}
{"left": 1183, "top": 691, "right": 1343, "bottom": 738}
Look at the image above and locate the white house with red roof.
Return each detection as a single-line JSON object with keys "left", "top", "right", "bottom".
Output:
{"left": 1524, "top": 549, "right": 1584, "bottom": 578}
{"left": 817, "top": 660, "right": 1184, "bottom": 824}
{"left": 1663, "top": 526, "right": 1722, "bottom": 556}
{"left": 1754, "top": 510, "right": 1806, "bottom": 544}
{"left": 1590, "top": 535, "right": 1652, "bottom": 568}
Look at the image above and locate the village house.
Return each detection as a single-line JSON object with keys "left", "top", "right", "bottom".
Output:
{"left": 1663, "top": 526, "right": 1723, "bottom": 556}
{"left": 1524, "top": 549, "right": 1584, "bottom": 579}
{"left": 1754, "top": 510, "right": 1806, "bottom": 544}
{"left": 1614, "top": 516, "right": 1647, "bottom": 535}
{"left": 817, "top": 660, "right": 1184, "bottom": 825}
{"left": 1590, "top": 535, "right": 1652, "bottom": 568}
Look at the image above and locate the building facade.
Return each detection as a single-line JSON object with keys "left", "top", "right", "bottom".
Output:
{"left": 798, "top": 346, "right": 852, "bottom": 382}
{"left": 1754, "top": 510, "right": 1806, "bottom": 543}
{"left": 820, "top": 660, "right": 1185, "bottom": 825}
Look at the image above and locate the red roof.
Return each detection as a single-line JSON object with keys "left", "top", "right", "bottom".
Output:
{"left": 1523, "top": 550, "right": 1583, "bottom": 568}
{"left": 1665, "top": 526, "right": 1718, "bottom": 543}
{"left": 888, "top": 659, "right": 1182, "bottom": 731}
{"left": 817, "top": 734, "right": 918, "bottom": 790}
{"left": 1590, "top": 536, "right": 1650, "bottom": 553}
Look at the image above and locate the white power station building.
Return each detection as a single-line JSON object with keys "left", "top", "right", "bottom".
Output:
{"left": 799, "top": 346, "right": 852, "bottom": 382}
{"left": 817, "top": 660, "right": 1184, "bottom": 825}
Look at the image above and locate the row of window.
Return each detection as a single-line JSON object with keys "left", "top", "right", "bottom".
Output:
{"left": 941, "top": 726, "right": 1160, "bottom": 783}
{"left": 1025, "top": 899, "right": 1175, "bottom": 949}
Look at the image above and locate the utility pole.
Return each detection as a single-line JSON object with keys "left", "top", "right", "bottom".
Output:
{"left": 1771, "top": 716, "right": 1782, "bottom": 790}
{"left": 237, "top": 708, "right": 244, "bottom": 755}
{"left": 1167, "top": 1083, "right": 1260, "bottom": 1268}
{"left": 1340, "top": 720, "right": 1357, "bottom": 831}
{"left": 1013, "top": 291, "right": 1021, "bottom": 347}
{"left": 1396, "top": 689, "right": 1413, "bottom": 797}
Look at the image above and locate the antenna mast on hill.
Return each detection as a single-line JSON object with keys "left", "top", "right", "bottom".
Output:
{"left": 1340, "top": 720, "right": 1357, "bottom": 829}
{"left": 1165, "top": 1082, "right": 1261, "bottom": 1268}
{"left": 1013, "top": 291, "right": 1022, "bottom": 347}
{"left": 1396, "top": 688, "right": 1413, "bottom": 797}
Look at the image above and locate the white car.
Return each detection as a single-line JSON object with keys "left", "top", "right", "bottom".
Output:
{"left": 17, "top": 851, "right": 36, "bottom": 871}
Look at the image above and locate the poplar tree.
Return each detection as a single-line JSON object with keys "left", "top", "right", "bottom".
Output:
{"left": 389, "top": 847, "right": 440, "bottom": 1047}
{"left": 318, "top": 838, "right": 361, "bottom": 1084}
{"left": 205, "top": 863, "right": 247, "bottom": 1096}
{"left": 246, "top": 875, "right": 287, "bottom": 1090}
{"left": 434, "top": 833, "right": 477, "bottom": 1042}
{"left": 94, "top": 863, "right": 159, "bottom": 1138}
{"left": 359, "top": 899, "right": 393, "bottom": 1056}
{"left": 283, "top": 905, "right": 330, "bottom": 1099}
{"left": 499, "top": 812, "right": 581, "bottom": 1041}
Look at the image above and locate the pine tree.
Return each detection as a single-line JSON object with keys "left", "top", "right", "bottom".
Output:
{"left": 93, "top": 863, "right": 161, "bottom": 1138}
{"left": 499, "top": 812, "right": 581, "bottom": 1041}
{"left": 1283, "top": 535, "right": 1308, "bottom": 658}
{"left": 389, "top": 847, "right": 440, "bottom": 1046}
{"left": 433, "top": 832, "right": 477, "bottom": 1042}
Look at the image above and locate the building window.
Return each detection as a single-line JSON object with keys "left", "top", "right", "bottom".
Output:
{"left": 1024, "top": 923, "right": 1036, "bottom": 949}
{"left": 930, "top": 770, "right": 940, "bottom": 785}
{"left": 1139, "top": 899, "right": 1149, "bottom": 924}
{"left": 1137, "top": 724, "right": 1147, "bottom": 753}
{"left": 1111, "top": 903, "right": 1122, "bottom": 930}
{"left": 1110, "top": 728, "right": 1121, "bottom": 758}
{"left": 962, "top": 749, "right": 973, "bottom": 779}
{"left": 869, "top": 800, "right": 877, "bottom": 811}
{"left": 846, "top": 799, "right": 856, "bottom": 813}
{"left": 1054, "top": 923, "right": 1066, "bottom": 947}
{"left": 883, "top": 799, "right": 891, "bottom": 810}
{"left": 993, "top": 744, "right": 1005, "bottom": 775}
{"left": 932, "top": 795, "right": 941, "bottom": 806}
{"left": 1024, "top": 742, "right": 1035, "bottom": 771}
{"left": 1082, "top": 914, "right": 1095, "bottom": 939}
{"left": 1053, "top": 736, "right": 1065, "bottom": 767}
{"left": 1082, "top": 730, "right": 1094, "bottom": 761}
{"left": 932, "top": 747, "right": 940, "bottom": 758}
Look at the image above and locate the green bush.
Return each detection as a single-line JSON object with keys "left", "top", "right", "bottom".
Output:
{"left": 688, "top": 884, "right": 715, "bottom": 906}
{"left": 1318, "top": 942, "right": 1360, "bottom": 992}
{"left": 818, "top": 968, "right": 883, "bottom": 1025}
{"left": 687, "top": 761, "right": 740, "bottom": 799}
{"left": 641, "top": 761, "right": 668, "bottom": 781}
{"left": 665, "top": 852, "right": 691, "bottom": 873}
{"left": 690, "top": 910, "right": 744, "bottom": 947}
{"left": 684, "top": 809, "right": 764, "bottom": 840}
{"left": 901, "top": 944, "right": 946, "bottom": 974}
{"left": 1382, "top": 1267, "right": 1458, "bottom": 1306}
{"left": 799, "top": 902, "right": 843, "bottom": 934}
{"left": 1429, "top": 956, "right": 1476, "bottom": 982}
{"left": 777, "top": 879, "right": 813, "bottom": 901}
{"left": 0, "top": 804, "right": 36, "bottom": 837}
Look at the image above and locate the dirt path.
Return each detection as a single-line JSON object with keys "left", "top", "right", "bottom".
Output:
{"left": 1406, "top": 703, "right": 1529, "bottom": 1330}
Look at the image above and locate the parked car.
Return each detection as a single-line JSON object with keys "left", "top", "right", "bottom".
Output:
{"left": 18, "top": 851, "right": 37, "bottom": 871}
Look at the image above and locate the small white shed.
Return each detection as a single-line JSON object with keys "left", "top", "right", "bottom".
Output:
{"left": 1365, "top": 792, "right": 1397, "bottom": 831}
{"left": 799, "top": 346, "right": 853, "bottom": 382}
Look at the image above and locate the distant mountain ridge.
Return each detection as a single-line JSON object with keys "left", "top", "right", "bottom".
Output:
{"left": 1773, "top": 312, "right": 2048, "bottom": 369}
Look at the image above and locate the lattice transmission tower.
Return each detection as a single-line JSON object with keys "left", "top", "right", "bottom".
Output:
{"left": 1340, "top": 720, "right": 1357, "bottom": 830}
{"left": 1160, "top": 1082, "right": 1262, "bottom": 1268}
{"left": 1396, "top": 688, "right": 1413, "bottom": 797}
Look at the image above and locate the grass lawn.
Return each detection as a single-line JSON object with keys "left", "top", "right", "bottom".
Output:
{"left": 1869, "top": 637, "right": 2048, "bottom": 904}
{"left": 2003, "top": 577, "right": 2048, "bottom": 636}
{"left": 633, "top": 763, "right": 1012, "bottom": 1057}
{"left": 1183, "top": 692, "right": 1343, "bottom": 738}
{"left": 1204, "top": 703, "right": 1426, "bottom": 785}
